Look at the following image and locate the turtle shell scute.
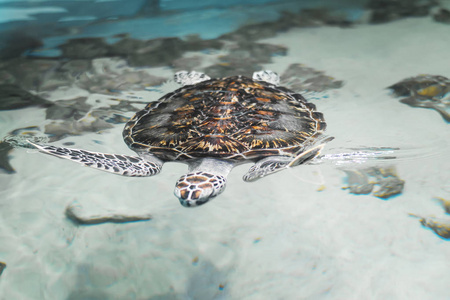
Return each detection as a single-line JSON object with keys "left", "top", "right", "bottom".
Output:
{"left": 123, "top": 75, "right": 327, "bottom": 161}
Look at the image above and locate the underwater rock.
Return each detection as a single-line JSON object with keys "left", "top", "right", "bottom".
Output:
{"left": 0, "top": 141, "right": 15, "bottom": 174}
{"left": 109, "top": 37, "right": 148, "bottom": 56}
{"left": 341, "top": 169, "right": 374, "bottom": 195}
{"left": 59, "top": 38, "right": 112, "bottom": 59}
{"left": 65, "top": 203, "right": 152, "bottom": 225}
{"left": 366, "top": 166, "right": 405, "bottom": 199}
{"left": 1, "top": 97, "right": 135, "bottom": 174}
{"left": 44, "top": 102, "right": 125, "bottom": 140}
{"left": 202, "top": 61, "right": 261, "bottom": 79}
{"left": 220, "top": 8, "right": 355, "bottom": 43}
{"left": 0, "top": 70, "right": 15, "bottom": 85}
{"left": 0, "top": 262, "right": 5, "bottom": 277}
{"left": 203, "top": 61, "right": 343, "bottom": 89}
{"left": 45, "top": 97, "right": 91, "bottom": 120}
{"left": 182, "top": 35, "right": 223, "bottom": 52}
{"left": 11, "top": 59, "right": 93, "bottom": 92}
{"left": 227, "top": 42, "right": 287, "bottom": 64}
{"left": 410, "top": 197, "right": 450, "bottom": 240}
{"left": 77, "top": 68, "right": 166, "bottom": 94}
{"left": 43, "top": 101, "right": 134, "bottom": 141}
{"left": 64, "top": 57, "right": 167, "bottom": 93}
{"left": 44, "top": 117, "right": 114, "bottom": 141}
{"left": 389, "top": 75, "right": 450, "bottom": 97}
{"left": 0, "top": 58, "right": 66, "bottom": 91}
{"left": 410, "top": 214, "right": 450, "bottom": 239}
{"left": 0, "top": 58, "right": 93, "bottom": 92}
{"left": 433, "top": 8, "right": 450, "bottom": 24}
{"left": 280, "top": 9, "right": 354, "bottom": 28}
{"left": 367, "top": 0, "right": 437, "bottom": 23}
{"left": 388, "top": 75, "right": 450, "bottom": 122}
{"left": 435, "top": 197, "right": 450, "bottom": 214}
{"left": 220, "top": 21, "right": 281, "bottom": 42}
{"left": 108, "top": 99, "right": 142, "bottom": 113}
{"left": 111, "top": 35, "right": 222, "bottom": 67}
{"left": 372, "top": 175, "right": 405, "bottom": 199}
{"left": 58, "top": 59, "right": 92, "bottom": 76}
{"left": 89, "top": 108, "right": 131, "bottom": 125}
{"left": 281, "top": 63, "right": 343, "bottom": 92}
{"left": 342, "top": 166, "right": 404, "bottom": 199}
{"left": 124, "top": 37, "right": 185, "bottom": 67}
{"left": 419, "top": 217, "right": 450, "bottom": 239}
{"left": 48, "top": 59, "right": 93, "bottom": 90}
{"left": 0, "top": 84, "right": 52, "bottom": 110}
{"left": 202, "top": 43, "right": 287, "bottom": 78}
{"left": 0, "top": 56, "right": 163, "bottom": 144}
{"left": 0, "top": 31, "right": 42, "bottom": 60}
{"left": 172, "top": 55, "right": 204, "bottom": 71}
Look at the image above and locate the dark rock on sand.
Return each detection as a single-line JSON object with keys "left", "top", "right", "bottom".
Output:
{"left": 0, "top": 84, "right": 52, "bottom": 110}
{"left": 59, "top": 38, "right": 112, "bottom": 59}
{"left": 0, "top": 142, "right": 15, "bottom": 174}
{"left": 388, "top": 75, "right": 450, "bottom": 122}
{"left": 367, "top": 0, "right": 437, "bottom": 23}
{"left": 433, "top": 8, "right": 450, "bottom": 24}
{"left": 0, "top": 262, "right": 5, "bottom": 276}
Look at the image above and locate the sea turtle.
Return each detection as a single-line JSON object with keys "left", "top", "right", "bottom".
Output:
{"left": 30, "top": 70, "right": 332, "bottom": 207}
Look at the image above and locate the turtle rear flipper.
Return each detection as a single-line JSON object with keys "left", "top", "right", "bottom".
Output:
{"left": 252, "top": 70, "right": 280, "bottom": 86}
{"left": 29, "top": 142, "right": 162, "bottom": 177}
{"left": 174, "top": 71, "right": 211, "bottom": 86}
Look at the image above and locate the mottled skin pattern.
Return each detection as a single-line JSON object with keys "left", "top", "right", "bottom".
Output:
{"left": 124, "top": 76, "right": 326, "bottom": 161}
{"left": 174, "top": 172, "right": 226, "bottom": 207}
{"left": 29, "top": 142, "right": 161, "bottom": 176}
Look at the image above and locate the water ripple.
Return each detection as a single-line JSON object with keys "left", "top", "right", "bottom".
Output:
{"left": 316, "top": 141, "right": 447, "bottom": 166}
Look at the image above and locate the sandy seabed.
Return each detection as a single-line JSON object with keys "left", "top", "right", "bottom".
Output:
{"left": 1, "top": 17, "right": 450, "bottom": 299}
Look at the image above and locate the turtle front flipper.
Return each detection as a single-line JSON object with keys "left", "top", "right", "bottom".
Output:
{"left": 29, "top": 142, "right": 162, "bottom": 177}
{"left": 243, "top": 144, "right": 325, "bottom": 182}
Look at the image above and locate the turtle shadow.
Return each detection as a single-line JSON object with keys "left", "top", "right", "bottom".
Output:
{"left": 65, "top": 259, "right": 229, "bottom": 300}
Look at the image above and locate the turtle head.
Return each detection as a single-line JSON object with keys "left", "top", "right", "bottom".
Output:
{"left": 174, "top": 172, "right": 227, "bottom": 207}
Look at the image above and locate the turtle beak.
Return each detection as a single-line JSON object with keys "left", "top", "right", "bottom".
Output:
{"left": 174, "top": 180, "right": 214, "bottom": 207}
{"left": 178, "top": 196, "right": 210, "bottom": 207}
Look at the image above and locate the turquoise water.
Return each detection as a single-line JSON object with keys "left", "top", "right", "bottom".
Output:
{"left": 1, "top": 1, "right": 450, "bottom": 299}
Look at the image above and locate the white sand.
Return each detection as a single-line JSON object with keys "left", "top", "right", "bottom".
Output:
{"left": 1, "top": 17, "right": 450, "bottom": 299}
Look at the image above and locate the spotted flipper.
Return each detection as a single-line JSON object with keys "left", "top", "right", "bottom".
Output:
{"left": 29, "top": 142, "right": 162, "bottom": 177}
{"left": 243, "top": 144, "right": 325, "bottom": 182}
